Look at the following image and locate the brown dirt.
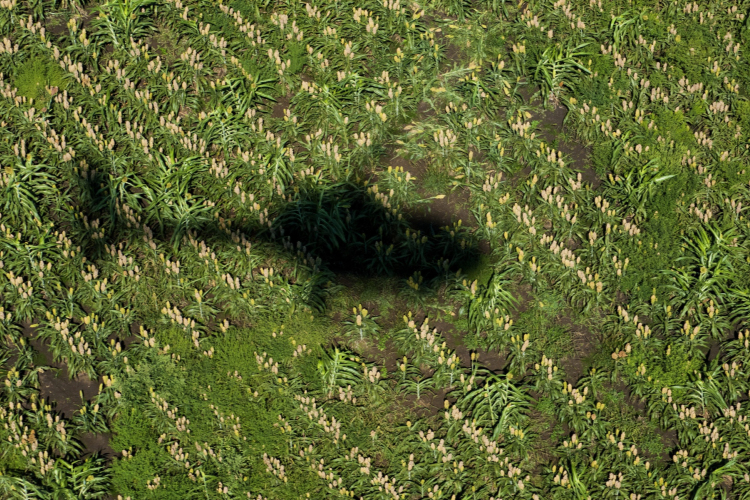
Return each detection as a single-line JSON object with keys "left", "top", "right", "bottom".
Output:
{"left": 432, "top": 319, "right": 506, "bottom": 373}
{"left": 441, "top": 42, "right": 464, "bottom": 71}
{"left": 332, "top": 296, "right": 510, "bottom": 422}
{"left": 78, "top": 5, "right": 99, "bottom": 30}
{"left": 383, "top": 146, "right": 427, "bottom": 179}
{"left": 416, "top": 100, "right": 436, "bottom": 122}
{"left": 536, "top": 109, "right": 596, "bottom": 184}
{"left": 519, "top": 85, "right": 598, "bottom": 189}
{"left": 334, "top": 330, "right": 444, "bottom": 420}
{"left": 79, "top": 432, "right": 114, "bottom": 458}
{"left": 379, "top": 144, "right": 487, "bottom": 255}
{"left": 616, "top": 381, "right": 678, "bottom": 463}
{"left": 510, "top": 282, "right": 534, "bottom": 316}
{"left": 271, "top": 94, "right": 292, "bottom": 119}
{"left": 46, "top": 16, "right": 69, "bottom": 38}
{"left": 347, "top": 336, "right": 400, "bottom": 377}
{"left": 508, "top": 163, "right": 532, "bottom": 189}
{"left": 557, "top": 319, "right": 595, "bottom": 385}
{"left": 526, "top": 400, "right": 565, "bottom": 466}
{"left": 39, "top": 368, "right": 100, "bottom": 417}
{"left": 398, "top": 386, "right": 450, "bottom": 419}
{"left": 22, "top": 322, "right": 115, "bottom": 459}
{"left": 434, "top": 188, "right": 474, "bottom": 227}
{"left": 378, "top": 142, "right": 477, "bottom": 231}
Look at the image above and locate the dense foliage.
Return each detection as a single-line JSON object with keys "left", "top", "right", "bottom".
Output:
{"left": 1, "top": 0, "right": 750, "bottom": 498}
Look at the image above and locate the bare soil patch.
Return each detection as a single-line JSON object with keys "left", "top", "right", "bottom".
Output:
{"left": 519, "top": 85, "right": 598, "bottom": 189}
{"left": 271, "top": 94, "right": 292, "bottom": 119}
{"left": 23, "top": 321, "right": 115, "bottom": 459}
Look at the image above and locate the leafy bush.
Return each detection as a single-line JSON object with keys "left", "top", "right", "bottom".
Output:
{"left": 13, "top": 56, "right": 66, "bottom": 104}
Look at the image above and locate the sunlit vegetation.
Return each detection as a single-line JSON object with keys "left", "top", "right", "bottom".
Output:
{"left": 1, "top": 0, "right": 750, "bottom": 498}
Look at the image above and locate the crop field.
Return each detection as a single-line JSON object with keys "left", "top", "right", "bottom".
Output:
{"left": 1, "top": 0, "right": 750, "bottom": 497}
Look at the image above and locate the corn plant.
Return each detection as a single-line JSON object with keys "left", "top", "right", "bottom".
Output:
{"left": 317, "top": 346, "right": 363, "bottom": 398}
{"left": 91, "top": 0, "right": 157, "bottom": 48}
{"left": 397, "top": 361, "right": 435, "bottom": 400}
{"left": 457, "top": 368, "right": 530, "bottom": 442}
{"left": 607, "top": 158, "right": 676, "bottom": 223}
{"left": 464, "top": 268, "right": 518, "bottom": 337}
{"left": 663, "top": 225, "right": 738, "bottom": 320}
{"left": 45, "top": 456, "right": 110, "bottom": 498}
{"left": 0, "top": 0, "right": 749, "bottom": 495}
{"left": 530, "top": 42, "right": 592, "bottom": 107}
{"left": 342, "top": 303, "right": 380, "bottom": 342}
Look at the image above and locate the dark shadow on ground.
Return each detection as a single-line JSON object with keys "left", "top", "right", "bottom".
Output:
{"left": 13, "top": 155, "right": 488, "bottom": 441}
{"left": 77, "top": 168, "right": 486, "bottom": 301}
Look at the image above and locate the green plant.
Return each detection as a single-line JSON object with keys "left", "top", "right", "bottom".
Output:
{"left": 13, "top": 56, "right": 66, "bottom": 105}
{"left": 465, "top": 269, "right": 518, "bottom": 336}
{"left": 457, "top": 368, "right": 530, "bottom": 441}
{"left": 91, "top": 0, "right": 157, "bottom": 47}
{"left": 317, "top": 346, "right": 363, "bottom": 397}
{"left": 530, "top": 42, "right": 591, "bottom": 107}
{"left": 2, "top": 0, "right": 750, "bottom": 496}
{"left": 342, "top": 303, "right": 380, "bottom": 342}
{"left": 609, "top": 159, "right": 675, "bottom": 223}
{"left": 663, "top": 225, "right": 740, "bottom": 319}
{"left": 397, "top": 362, "right": 435, "bottom": 400}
